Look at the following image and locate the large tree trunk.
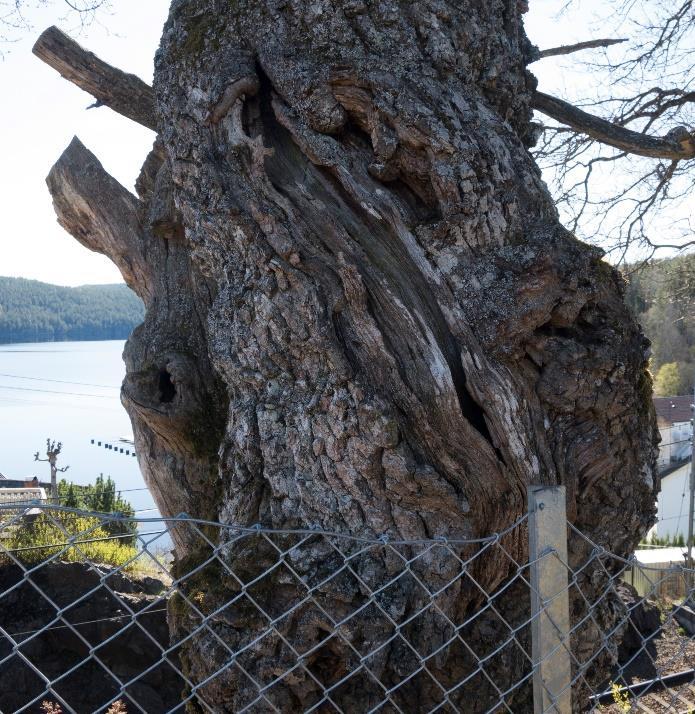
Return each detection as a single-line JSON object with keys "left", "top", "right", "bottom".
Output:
{"left": 41, "top": 1, "right": 657, "bottom": 710}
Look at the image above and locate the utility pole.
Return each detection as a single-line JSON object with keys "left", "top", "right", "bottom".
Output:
{"left": 34, "top": 438, "right": 69, "bottom": 503}
{"left": 687, "top": 387, "right": 695, "bottom": 598}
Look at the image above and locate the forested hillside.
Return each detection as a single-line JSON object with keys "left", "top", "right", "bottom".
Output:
{"left": 624, "top": 254, "right": 695, "bottom": 396}
{"left": 0, "top": 277, "right": 144, "bottom": 343}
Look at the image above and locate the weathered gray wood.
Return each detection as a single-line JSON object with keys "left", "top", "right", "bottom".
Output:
{"left": 535, "top": 38, "right": 627, "bottom": 60}
{"left": 48, "top": 135, "right": 227, "bottom": 550}
{"left": 673, "top": 603, "right": 695, "bottom": 635}
{"left": 528, "top": 485, "right": 573, "bottom": 714}
{"left": 532, "top": 90, "right": 695, "bottom": 160}
{"left": 46, "top": 136, "right": 152, "bottom": 303}
{"left": 33, "top": 26, "right": 157, "bottom": 131}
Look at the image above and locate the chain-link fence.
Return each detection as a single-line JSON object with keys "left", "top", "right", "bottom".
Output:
{"left": 0, "top": 488, "right": 692, "bottom": 713}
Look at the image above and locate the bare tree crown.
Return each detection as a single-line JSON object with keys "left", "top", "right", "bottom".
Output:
{"left": 532, "top": 0, "right": 695, "bottom": 260}
{"left": 0, "top": 1, "right": 109, "bottom": 45}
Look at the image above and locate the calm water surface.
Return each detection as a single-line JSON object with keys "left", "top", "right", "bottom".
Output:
{"left": 0, "top": 340, "right": 156, "bottom": 515}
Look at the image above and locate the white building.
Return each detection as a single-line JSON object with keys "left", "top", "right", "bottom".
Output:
{"left": 652, "top": 396, "right": 693, "bottom": 541}
{"left": 0, "top": 486, "right": 48, "bottom": 516}
{"left": 653, "top": 395, "right": 693, "bottom": 468}
{"left": 654, "top": 461, "right": 692, "bottom": 540}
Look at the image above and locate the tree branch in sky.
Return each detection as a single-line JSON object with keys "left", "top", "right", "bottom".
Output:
{"left": 534, "top": 37, "right": 627, "bottom": 60}
{"left": 532, "top": 0, "right": 695, "bottom": 259}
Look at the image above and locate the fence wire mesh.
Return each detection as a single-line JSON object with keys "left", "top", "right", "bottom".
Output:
{"left": 0, "top": 503, "right": 692, "bottom": 714}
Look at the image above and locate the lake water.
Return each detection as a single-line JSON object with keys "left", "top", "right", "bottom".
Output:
{"left": 0, "top": 340, "right": 156, "bottom": 516}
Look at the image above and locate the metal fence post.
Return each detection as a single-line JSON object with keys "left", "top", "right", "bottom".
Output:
{"left": 528, "top": 485, "right": 572, "bottom": 713}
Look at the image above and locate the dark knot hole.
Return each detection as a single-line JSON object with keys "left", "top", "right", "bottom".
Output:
{"left": 158, "top": 369, "right": 176, "bottom": 403}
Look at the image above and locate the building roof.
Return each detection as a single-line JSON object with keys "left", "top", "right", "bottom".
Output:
{"left": 653, "top": 395, "right": 693, "bottom": 424}
{"left": 0, "top": 478, "right": 44, "bottom": 489}
{"left": 659, "top": 459, "right": 691, "bottom": 483}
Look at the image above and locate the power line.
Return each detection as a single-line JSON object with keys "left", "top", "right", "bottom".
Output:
{"left": 657, "top": 513, "right": 695, "bottom": 523}
{"left": 0, "top": 372, "right": 119, "bottom": 389}
{"left": 46, "top": 486, "right": 151, "bottom": 496}
{"left": 0, "top": 394, "right": 122, "bottom": 412}
{"left": 0, "top": 384, "right": 118, "bottom": 399}
{"left": 660, "top": 438, "right": 692, "bottom": 448}
{"left": 47, "top": 495, "right": 157, "bottom": 509}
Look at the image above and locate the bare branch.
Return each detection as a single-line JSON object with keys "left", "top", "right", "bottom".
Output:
{"left": 531, "top": 1, "right": 695, "bottom": 255}
{"left": 32, "top": 25, "right": 156, "bottom": 131}
{"left": 531, "top": 90, "right": 695, "bottom": 160}
{"left": 535, "top": 38, "right": 628, "bottom": 60}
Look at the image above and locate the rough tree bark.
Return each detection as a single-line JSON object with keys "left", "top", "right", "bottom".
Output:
{"left": 38, "top": 1, "right": 658, "bottom": 710}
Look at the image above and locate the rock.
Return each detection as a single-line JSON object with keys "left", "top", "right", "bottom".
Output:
{"left": 616, "top": 581, "right": 662, "bottom": 661}
{"left": 673, "top": 602, "right": 695, "bottom": 636}
{"left": 0, "top": 562, "right": 181, "bottom": 713}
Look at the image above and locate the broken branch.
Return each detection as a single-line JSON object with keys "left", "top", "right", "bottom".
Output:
{"left": 47, "top": 137, "right": 153, "bottom": 303}
{"left": 535, "top": 38, "right": 628, "bottom": 59}
{"left": 33, "top": 26, "right": 157, "bottom": 131}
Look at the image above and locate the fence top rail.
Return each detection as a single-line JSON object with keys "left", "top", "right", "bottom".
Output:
{"left": 0, "top": 503, "right": 530, "bottom": 547}
{"left": 2, "top": 504, "right": 694, "bottom": 578}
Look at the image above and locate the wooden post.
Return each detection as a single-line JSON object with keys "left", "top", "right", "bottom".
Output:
{"left": 528, "top": 485, "right": 573, "bottom": 713}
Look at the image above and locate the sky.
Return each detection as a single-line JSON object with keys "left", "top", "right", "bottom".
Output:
{"left": 0, "top": 0, "right": 611, "bottom": 287}
{"left": 0, "top": 0, "right": 170, "bottom": 286}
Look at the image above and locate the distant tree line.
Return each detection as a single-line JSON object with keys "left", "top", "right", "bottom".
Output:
{"left": 0, "top": 277, "right": 143, "bottom": 343}
{"left": 624, "top": 254, "right": 695, "bottom": 396}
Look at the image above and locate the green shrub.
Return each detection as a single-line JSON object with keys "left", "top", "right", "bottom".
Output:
{"left": 610, "top": 682, "right": 630, "bottom": 712}
{"left": 58, "top": 475, "right": 137, "bottom": 546}
{"left": 639, "top": 532, "right": 687, "bottom": 548}
{"left": 1, "top": 512, "right": 137, "bottom": 569}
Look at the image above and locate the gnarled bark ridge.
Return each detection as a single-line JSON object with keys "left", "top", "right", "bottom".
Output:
{"left": 41, "top": 1, "right": 658, "bottom": 710}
